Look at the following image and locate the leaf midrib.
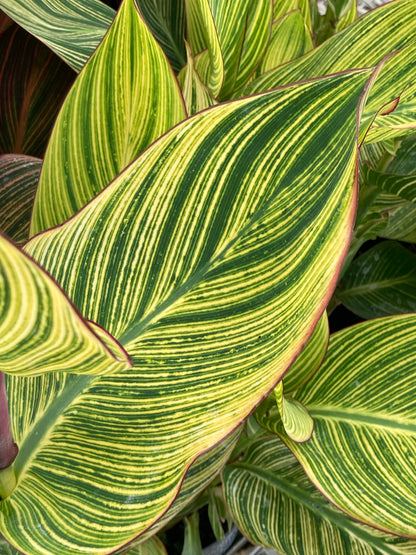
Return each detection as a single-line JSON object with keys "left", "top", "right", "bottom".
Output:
{"left": 339, "top": 273, "right": 416, "bottom": 297}
{"left": 230, "top": 462, "right": 405, "bottom": 554}
{"left": 308, "top": 406, "right": 416, "bottom": 434}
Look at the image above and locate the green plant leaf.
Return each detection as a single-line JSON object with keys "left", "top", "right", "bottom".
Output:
{"left": 274, "top": 383, "right": 314, "bottom": 443}
{"left": 30, "top": 0, "right": 186, "bottom": 236}
{"left": 124, "top": 537, "right": 167, "bottom": 555}
{"left": 178, "top": 43, "right": 217, "bottom": 115}
{"left": 185, "top": 0, "right": 272, "bottom": 98}
{"left": 0, "top": 14, "right": 75, "bottom": 157}
{"left": 279, "top": 314, "right": 416, "bottom": 538}
{"left": 388, "top": 133, "right": 416, "bottom": 174}
{"left": 258, "top": 10, "right": 313, "bottom": 75}
{"left": 0, "top": 233, "right": 131, "bottom": 376}
{"left": 223, "top": 435, "right": 416, "bottom": 554}
{"left": 247, "top": 0, "right": 416, "bottom": 138}
{"left": 362, "top": 164, "right": 416, "bottom": 203}
{"left": 273, "top": 0, "right": 311, "bottom": 31}
{"left": 0, "top": 536, "right": 21, "bottom": 555}
{"left": 135, "top": 0, "right": 186, "bottom": 73}
{"left": 0, "top": 69, "right": 373, "bottom": 554}
{"left": 338, "top": 240, "right": 416, "bottom": 319}
{"left": 0, "top": 0, "right": 115, "bottom": 72}
{"left": 0, "top": 155, "right": 41, "bottom": 245}
{"left": 283, "top": 311, "right": 329, "bottom": 392}
{"left": 182, "top": 512, "right": 203, "bottom": 555}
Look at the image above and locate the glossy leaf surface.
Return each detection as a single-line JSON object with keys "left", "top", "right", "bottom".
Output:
{"left": 281, "top": 315, "right": 416, "bottom": 538}
{"left": 0, "top": 0, "right": 114, "bottom": 72}
{"left": 0, "top": 15, "right": 75, "bottom": 157}
{"left": 0, "top": 234, "right": 131, "bottom": 376}
{"left": 224, "top": 435, "right": 416, "bottom": 554}
{"left": 0, "top": 155, "right": 41, "bottom": 245}
{"left": 0, "top": 70, "right": 371, "bottom": 553}
{"left": 31, "top": 0, "right": 186, "bottom": 235}
{"left": 338, "top": 240, "right": 416, "bottom": 318}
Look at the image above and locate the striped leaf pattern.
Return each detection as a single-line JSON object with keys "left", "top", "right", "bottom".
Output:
{"left": 247, "top": 0, "right": 416, "bottom": 139}
{"left": 388, "top": 133, "right": 416, "bottom": 174}
{"left": 0, "top": 15, "right": 75, "bottom": 157}
{"left": 338, "top": 240, "right": 416, "bottom": 318}
{"left": 363, "top": 164, "right": 416, "bottom": 203}
{"left": 0, "top": 155, "right": 41, "bottom": 245}
{"left": 283, "top": 311, "right": 329, "bottom": 393}
{"left": 124, "top": 537, "right": 167, "bottom": 555}
{"left": 179, "top": 44, "right": 217, "bottom": 115}
{"left": 0, "top": 233, "right": 131, "bottom": 376}
{"left": 280, "top": 315, "right": 416, "bottom": 538}
{"left": 258, "top": 10, "right": 313, "bottom": 75}
{"left": 135, "top": 0, "right": 186, "bottom": 73}
{"left": 273, "top": 0, "right": 311, "bottom": 32}
{"left": 30, "top": 0, "right": 186, "bottom": 235}
{"left": 223, "top": 435, "right": 416, "bottom": 555}
{"left": 0, "top": 0, "right": 115, "bottom": 72}
{"left": 276, "top": 384, "right": 314, "bottom": 443}
{"left": 0, "top": 70, "right": 372, "bottom": 554}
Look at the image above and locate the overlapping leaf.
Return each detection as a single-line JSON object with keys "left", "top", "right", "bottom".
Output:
{"left": 0, "top": 0, "right": 114, "bottom": 72}
{"left": 30, "top": 0, "right": 186, "bottom": 235}
{"left": 0, "top": 15, "right": 75, "bottom": 157}
{"left": 363, "top": 164, "right": 416, "bottom": 203}
{"left": 338, "top": 241, "right": 416, "bottom": 318}
{"left": 223, "top": 435, "right": 416, "bottom": 554}
{"left": 280, "top": 315, "right": 416, "bottom": 538}
{"left": 0, "top": 155, "right": 41, "bottom": 245}
{"left": 247, "top": 0, "right": 416, "bottom": 139}
{"left": 0, "top": 234, "right": 131, "bottom": 376}
{"left": 0, "top": 69, "right": 372, "bottom": 554}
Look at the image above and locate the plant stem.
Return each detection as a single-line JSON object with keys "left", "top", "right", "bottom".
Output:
{"left": 0, "top": 372, "right": 18, "bottom": 499}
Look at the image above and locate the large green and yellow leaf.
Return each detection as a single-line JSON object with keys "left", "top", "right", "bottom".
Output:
{"left": 223, "top": 435, "right": 416, "bottom": 554}
{"left": 30, "top": 0, "right": 186, "bottom": 236}
{"left": 0, "top": 155, "right": 41, "bottom": 245}
{"left": 0, "top": 0, "right": 114, "bottom": 72}
{"left": 0, "top": 234, "right": 131, "bottom": 376}
{"left": 1, "top": 69, "right": 373, "bottom": 554}
{"left": 338, "top": 240, "right": 416, "bottom": 318}
{"left": 0, "top": 14, "right": 75, "bottom": 157}
{"left": 247, "top": 0, "right": 416, "bottom": 138}
{"left": 280, "top": 314, "right": 416, "bottom": 538}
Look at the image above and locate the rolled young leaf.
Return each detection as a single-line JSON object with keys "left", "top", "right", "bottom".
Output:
{"left": 279, "top": 314, "right": 416, "bottom": 538}
{"left": 223, "top": 435, "right": 416, "bottom": 554}
{"left": 0, "top": 233, "right": 131, "bottom": 375}
{"left": 30, "top": 0, "right": 186, "bottom": 235}
{"left": 1, "top": 68, "right": 374, "bottom": 554}
{"left": 0, "top": 0, "right": 115, "bottom": 72}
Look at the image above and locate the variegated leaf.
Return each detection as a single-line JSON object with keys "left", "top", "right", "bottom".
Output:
{"left": 280, "top": 314, "right": 416, "bottom": 538}
{"left": 0, "top": 155, "right": 41, "bottom": 245}
{"left": 0, "top": 233, "right": 131, "bottom": 376}
{"left": 223, "top": 435, "right": 416, "bottom": 554}
{"left": 178, "top": 43, "right": 217, "bottom": 115}
{"left": 0, "top": 69, "right": 373, "bottom": 554}
{"left": 30, "top": 0, "right": 186, "bottom": 235}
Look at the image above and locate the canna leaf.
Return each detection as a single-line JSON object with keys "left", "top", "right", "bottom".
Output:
{"left": 279, "top": 314, "right": 416, "bottom": 538}
{"left": 258, "top": 10, "right": 313, "bottom": 75}
{"left": 274, "top": 383, "right": 314, "bottom": 443}
{"left": 0, "top": 15, "right": 75, "bottom": 157}
{"left": 0, "top": 155, "right": 41, "bottom": 245}
{"left": 30, "top": 0, "right": 186, "bottom": 235}
{"left": 223, "top": 435, "right": 416, "bottom": 554}
{"left": 247, "top": 0, "right": 416, "bottom": 140}
{"left": 123, "top": 537, "right": 167, "bottom": 555}
{"left": 0, "top": 234, "right": 131, "bottom": 376}
{"left": 362, "top": 164, "right": 416, "bottom": 203}
{"left": 273, "top": 0, "right": 311, "bottom": 32}
{"left": 338, "top": 240, "right": 416, "bottom": 319}
{"left": 179, "top": 43, "right": 217, "bottom": 115}
{"left": 1, "top": 69, "right": 373, "bottom": 554}
{"left": 0, "top": 0, "right": 115, "bottom": 73}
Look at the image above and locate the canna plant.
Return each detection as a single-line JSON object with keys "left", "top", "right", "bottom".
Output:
{"left": 0, "top": 0, "right": 416, "bottom": 554}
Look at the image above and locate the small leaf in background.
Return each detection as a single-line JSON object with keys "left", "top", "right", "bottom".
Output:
{"left": 0, "top": 234, "right": 131, "bottom": 376}
{"left": 0, "top": 0, "right": 115, "bottom": 72}
{"left": 283, "top": 311, "right": 329, "bottom": 393}
{"left": 338, "top": 240, "right": 416, "bottom": 319}
{"left": 280, "top": 314, "right": 416, "bottom": 538}
{"left": 0, "top": 14, "right": 75, "bottom": 157}
{"left": 178, "top": 43, "right": 217, "bottom": 115}
{"left": 135, "top": 0, "right": 187, "bottom": 73}
{"left": 313, "top": 0, "right": 357, "bottom": 45}
{"left": 115, "top": 536, "right": 167, "bottom": 555}
{"left": 258, "top": 10, "right": 313, "bottom": 75}
{"left": 362, "top": 164, "right": 416, "bottom": 203}
{"left": 388, "top": 133, "right": 416, "bottom": 174}
{"left": 223, "top": 435, "right": 416, "bottom": 555}
{"left": 273, "top": 0, "right": 312, "bottom": 32}
{"left": 182, "top": 513, "right": 203, "bottom": 555}
{"left": 0, "top": 155, "right": 41, "bottom": 245}
{"left": 31, "top": 0, "right": 186, "bottom": 235}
